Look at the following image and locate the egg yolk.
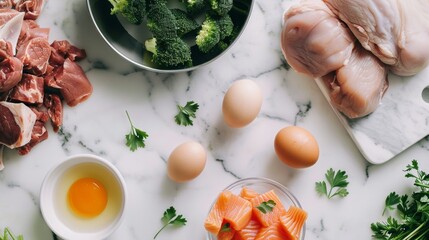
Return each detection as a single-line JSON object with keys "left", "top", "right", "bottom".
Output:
{"left": 67, "top": 177, "right": 108, "bottom": 218}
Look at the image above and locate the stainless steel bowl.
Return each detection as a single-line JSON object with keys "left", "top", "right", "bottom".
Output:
{"left": 87, "top": 0, "right": 254, "bottom": 73}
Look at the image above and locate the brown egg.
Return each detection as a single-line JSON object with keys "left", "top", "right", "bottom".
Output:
{"left": 167, "top": 141, "right": 207, "bottom": 183}
{"left": 274, "top": 126, "right": 319, "bottom": 168}
{"left": 222, "top": 79, "right": 263, "bottom": 128}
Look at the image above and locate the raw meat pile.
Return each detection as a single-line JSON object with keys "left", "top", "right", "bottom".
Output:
{"left": 0, "top": 0, "right": 92, "bottom": 169}
{"left": 281, "top": 0, "right": 429, "bottom": 119}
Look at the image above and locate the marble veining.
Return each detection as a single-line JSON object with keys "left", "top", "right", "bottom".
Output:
{"left": 317, "top": 65, "right": 429, "bottom": 164}
{"left": 1, "top": 0, "right": 429, "bottom": 240}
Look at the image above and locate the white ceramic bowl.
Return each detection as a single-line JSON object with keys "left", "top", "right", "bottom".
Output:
{"left": 206, "top": 177, "right": 305, "bottom": 240}
{"left": 40, "top": 154, "right": 127, "bottom": 240}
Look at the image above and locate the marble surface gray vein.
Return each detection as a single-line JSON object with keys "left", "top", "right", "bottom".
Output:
{"left": 1, "top": 1, "right": 429, "bottom": 240}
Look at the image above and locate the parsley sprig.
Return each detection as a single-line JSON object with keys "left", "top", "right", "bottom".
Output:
{"left": 125, "top": 111, "right": 148, "bottom": 152}
{"left": 153, "top": 206, "right": 187, "bottom": 239}
{"left": 371, "top": 160, "right": 429, "bottom": 240}
{"left": 315, "top": 168, "right": 349, "bottom": 199}
{"left": 174, "top": 101, "right": 199, "bottom": 126}
{"left": 0, "top": 227, "right": 23, "bottom": 240}
{"left": 256, "top": 200, "right": 276, "bottom": 214}
{"left": 382, "top": 192, "right": 400, "bottom": 216}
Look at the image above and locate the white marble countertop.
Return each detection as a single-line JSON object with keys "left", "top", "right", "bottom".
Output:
{"left": 1, "top": 0, "right": 429, "bottom": 239}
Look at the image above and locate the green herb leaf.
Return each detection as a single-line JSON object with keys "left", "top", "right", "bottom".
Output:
{"left": 220, "top": 223, "right": 231, "bottom": 232}
{"left": 371, "top": 160, "right": 429, "bottom": 239}
{"left": 0, "top": 227, "right": 23, "bottom": 240}
{"left": 316, "top": 168, "right": 349, "bottom": 199}
{"left": 125, "top": 111, "right": 149, "bottom": 151}
{"left": 404, "top": 159, "right": 429, "bottom": 191}
{"left": 161, "top": 206, "right": 177, "bottom": 225}
{"left": 256, "top": 200, "right": 276, "bottom": 214}
{"left": 383, "top": 192, "right": 400, "bottom": 215}
{"left": 174, "top": 101, "right": 199, "bottom": 126}
{"left": 315, "top": 181, "right": 327, "bottom": 197}
{"left": 154, "top": 206, "right": 187, "bottom": 239}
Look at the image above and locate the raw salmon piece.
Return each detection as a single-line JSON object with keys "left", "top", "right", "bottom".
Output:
{"left": 280, "top": 206, "right": 308, "bottom": 239}
{"left": 254, "top": 222, "right": 293, "bottom": 240}
{"left": 250, "top": 190, "right": 287, "bottom": 227}
{"left": 235, "top": 218, "right": 262, "bottom": 240}
{"left": 217, "top": 221, "right": 236, "bottom": 240}
{"left": 205, "top": 191, "right": 233, "bottom": 235}
{"left": 224, "top": 193, "right": 253, "bottom": 231}
{"left": 240, "top": 187, "right": 259, "bottom": 201}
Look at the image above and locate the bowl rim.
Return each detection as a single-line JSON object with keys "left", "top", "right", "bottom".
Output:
{"left": 39, "top": 154, "right": 127, "bottom": 240}
{"left": 206, "top": 177, "right": 306, "bottom": 240}
{"left": 86, "top": 0, "right": 255, "bottom": 73}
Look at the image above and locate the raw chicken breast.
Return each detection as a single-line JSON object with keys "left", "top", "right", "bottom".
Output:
{"left": 321, "top": 45, "right": 388, "bottom": 118}
{"left": 281, "top": 0, "right": 355, "bottom": 78}
{"left": 324, "top": 0, "right": 429, "bottom": 76}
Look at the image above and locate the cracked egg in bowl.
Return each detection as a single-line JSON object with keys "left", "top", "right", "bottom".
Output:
{"left": 40, "top": 154, "right": 127, "bottom": 240}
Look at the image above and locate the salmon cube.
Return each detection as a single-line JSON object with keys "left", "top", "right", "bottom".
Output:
{"left": 255, "top": 222, "right": 293, "bottom": 240}
{"left": 250, "top": 190, "right": 287, "bottom": 227}
{"left": 217, "top": 221, "right": 236, "bottom": 240}
{"left": 224, "top": 193, "right": 253, "bottom": 231}
{"left": 234, "top": 218, "right": 262, "bottom": 240}
{"left": 279, "top": 206, "right": 307, "bottom": 239}
{"left": 240, "top": 187, "right": 259, "bottom": 201}
{"left": 205, "top": 191, "right": 233, "bottom": 235}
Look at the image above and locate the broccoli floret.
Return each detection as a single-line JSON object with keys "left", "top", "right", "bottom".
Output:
{"left": 146, "top": 0, "right": 167, "bottom": 10}
{"left": 224, "top": 24, "right": 241, "bottom": 44}
{"left": 146, "top": 3, "right": 177, "bottom": 40}
{"left": 108, "top": 0, "right": 146, "bottom": 25}
{"left": 196, "top": 16, "right": 220, "bottom": 53}
{"left": 180, "top": 0, "right": 207, "bottom": 15}
{"left": 145, "top": 37, "right": 192, "bottom": 68}
{"left": 216, "top": 41, "right": 229, "bottom": 51}
{"left": 217, "top": 14, "right": 233, "bottom": 40}
{"left": 145, "top": 37, "right": 157, "bottom": 53}
{"left": 170, "top": 9, "right": 199, "bottom": 36}
{"left": 206, "top": 40, "right": 229, "bottom": 54}
{"left": 210, "top": 0, "right": 233, "bottom": 16}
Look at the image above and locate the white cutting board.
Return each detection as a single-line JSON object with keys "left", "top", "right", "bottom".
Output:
{"left": 315, "top": 66, "right": 429, "bottom": 164}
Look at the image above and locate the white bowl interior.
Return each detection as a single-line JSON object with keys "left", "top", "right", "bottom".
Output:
{"left": 40, "top": 154, "right": 127, "bottom": 240}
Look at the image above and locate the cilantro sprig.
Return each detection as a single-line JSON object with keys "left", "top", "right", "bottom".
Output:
{"left": 125, "top": 111, "right": 148, "bottom": 152}
{"left": 315, "top": 168, "right": 349, "bottom": 199}
{"left": 0, "top": 227, "right": 23, "bottom": 240}
{"left": 153, "top": 206, "right": 187, "bottom": 239}
{"left": 174, "top": 101, "right": 199, "bottom": 126}
{"left": 371, "top": 160, "right": 429, "bottom": 240}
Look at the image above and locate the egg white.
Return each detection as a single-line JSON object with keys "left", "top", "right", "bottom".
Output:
{"left": 54, "top": 162, "right": 123, "bottom": 232}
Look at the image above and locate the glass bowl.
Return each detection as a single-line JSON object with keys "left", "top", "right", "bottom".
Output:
{"left": 206, "top": 177, "right": 305, "bottom": 240}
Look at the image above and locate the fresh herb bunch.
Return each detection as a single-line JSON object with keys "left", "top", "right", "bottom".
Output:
{"left": 174, "top": 101, "right": 199, "bottom": 126}
{"left": 153, "top": 206, "right": 187, "bottom": 239}
{"left": 125, "top": 111, "right": 149, "bottom": 151}
{"left": 315, "top": 168, "right": 349, "bottom": 199}
{"left": 0, "top": 227, "right": 23, "bottom": 240}
{"left": 371, "top": 160, "right": 429, "bottom": 240}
